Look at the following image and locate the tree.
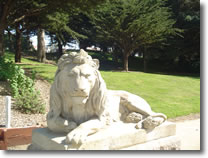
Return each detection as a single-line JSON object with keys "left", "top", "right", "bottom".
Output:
{"left": 92, "top": 0, "right": 181, "bottom": 71}
{"left": 166, "top": 0, "right": 200, "bottom": 72}
{"left": 35, "top": 0, "right": 106, "bottom": 60}
{"left": 15, "top": 23, "right": 22, "bottom": 62}
{"left": 37, "top": 28, "right": 46, "bottom": 62}
{"left": 67, "top": 12, "right": 97, "bottom": 50}
{"left": 0, "top": 0, "right": 47, "bottom": 56}
{"left": 0, "top": 0, "right": 14, "bottom": 56}
{"left": 44, "top": 9, "right": 86, "bottom": 58}
{"left": 0, "top": 0, "right": 106, "bottom": 58}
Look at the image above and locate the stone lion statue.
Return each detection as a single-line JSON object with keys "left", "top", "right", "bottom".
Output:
{"left": 47, "top": 49, "right": 167, "bottom": 147}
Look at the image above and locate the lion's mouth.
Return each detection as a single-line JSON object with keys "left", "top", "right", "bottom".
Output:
{"left": 71, "top": 96, "right": 88, "bottom": 104}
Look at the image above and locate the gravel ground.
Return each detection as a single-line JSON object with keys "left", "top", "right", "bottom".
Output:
{"left": 0, "top": 80, "right": 50, "bottom": 128}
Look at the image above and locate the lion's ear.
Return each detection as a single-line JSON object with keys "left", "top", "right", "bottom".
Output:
{"left": 93, "top": 59, "right": 100, "bottom": 69}
{"left": 57, "top": 54, "right": 72, "bottom": 72}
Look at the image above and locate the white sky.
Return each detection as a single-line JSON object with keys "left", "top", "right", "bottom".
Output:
{"left": 30, "top": 35, "right": 51, "bottom": 47}
{"left": 30, "top": 35, "right": 79, "bottom": 49}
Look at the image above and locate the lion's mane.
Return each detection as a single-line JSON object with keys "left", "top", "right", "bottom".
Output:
{"left": 47, "top": 50, "right": 111, "bottom": 128}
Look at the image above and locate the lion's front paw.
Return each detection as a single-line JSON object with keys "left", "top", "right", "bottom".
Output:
{"left": 67, "top": 121, "right": 77, "bottom": 130}
{"left": 65, "top": 128, "right": 88, "bottom": 148}
{"left": 142, "top": 116, "right": 164, "bottom": 130}
{"left": 63, "top": 121, "right": 77, "bottom": 133}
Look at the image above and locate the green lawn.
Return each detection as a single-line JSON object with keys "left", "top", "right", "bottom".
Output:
{"left": 5, "top": 53, "right": 57, "bottom": 83}
{"left": 102, "top": 71, "right": 200, "bottom": 118}
{"left": 4, "top": 52, "right": 200, "bottom": 118}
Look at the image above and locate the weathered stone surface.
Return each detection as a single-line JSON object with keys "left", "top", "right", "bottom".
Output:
{"left": 122, "top": 136, "right": 181, "bottom": 150}
{"left": 28, "top": 121, "right": 177, "bottom": 150}
{"left": 125, "top": 112, "right": 143, "bottom": 123}
{"left": 45, "top": 49, "right": 168, "bottom": 148}
{"left": 28, "top": 128, "right": 67, "bottom": 150}
{"left": 143, "top": 116, "right": 164, "bottom": 130}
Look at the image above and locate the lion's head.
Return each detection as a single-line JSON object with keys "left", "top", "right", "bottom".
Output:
{"left": 48, "top": 49, "right": 108, "bottom": 124}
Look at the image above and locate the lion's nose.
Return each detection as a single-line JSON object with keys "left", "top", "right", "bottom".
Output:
{"left": 73, "top": 78, "right": 87, "bottom": 94}
{"left": 73, "top": 88, "right": 87, "bottom": 96}
{"left": 74, "top": 88, "right": 85, "bottom": 92}
{"left": 74, "top": 87, "right": 86, "bottom": 93}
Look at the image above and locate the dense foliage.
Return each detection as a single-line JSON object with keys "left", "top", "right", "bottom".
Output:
{"left": 91, "top": 0, "right": 181, "bottom": 71}
{"left": 15, "top": 89, "right": 45, "bottom": 114}
{"left": 0, "top": 56, "right": 45, "bottom": 114}
{"left": 1, "top": 0, "right": 200, "bottom": 73}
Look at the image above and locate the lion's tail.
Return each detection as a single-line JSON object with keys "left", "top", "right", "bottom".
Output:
{"left": 150, "top": 112, "right": 167, "bottom": 123}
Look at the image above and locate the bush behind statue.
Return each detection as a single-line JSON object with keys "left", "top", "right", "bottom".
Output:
{"left": 15, "top": 90, "right": 45, "bottom": 114}
{"left": 0, "top": 56, "right": 45, "bottom": 114}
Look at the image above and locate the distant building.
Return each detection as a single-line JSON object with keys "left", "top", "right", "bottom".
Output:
{"left": 86, "top": 45, "right": 101, "bottom": 51}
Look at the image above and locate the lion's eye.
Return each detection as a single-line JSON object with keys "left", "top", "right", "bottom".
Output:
{"left": 84, "top": 74, "right": 90, "bottom": 78}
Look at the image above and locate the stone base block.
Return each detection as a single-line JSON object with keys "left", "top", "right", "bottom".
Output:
{"left": 28, "top": 121, "right": 180, "bottom": 150}
{"left": 122, "top": 136, "right": 180, "bottom": 150}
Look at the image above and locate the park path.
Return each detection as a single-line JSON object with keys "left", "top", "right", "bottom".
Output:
{"left": 175, "top": 119, "right": 200, "bottom": 150}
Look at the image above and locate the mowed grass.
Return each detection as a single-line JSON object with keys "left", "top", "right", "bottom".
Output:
{"left": 5, "top": 53, "right": 57, "bottom": 83}
{"left": 5, "top": 52, "right": 200, "bottom": 118}
{"left": 101, "top": 71, "right": 200, "bottom": 118}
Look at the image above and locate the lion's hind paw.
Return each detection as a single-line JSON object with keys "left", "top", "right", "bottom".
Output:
{"left": 142, "top": 116, "right": 164, "bottom": 130}
{"left": 65, "top": 129, "right": 88, "bottom": 148}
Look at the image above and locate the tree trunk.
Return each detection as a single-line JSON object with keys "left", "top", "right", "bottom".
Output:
{"left": 143, "top": 47, "right": 147, "bottom": 72}
{"left": 0, "top": 0, "right": 14, "bottom": 56}
{"left": 123, "top": 53, "right": 129, "bottom": 71}
{"left": 79, "top": 41, "right": 87, "bottom": 50}
{"left": 113, "top": 52, "right": 119, "bottom": 63}
{"left": 0, "top": 28, "right": 4, "bottom": 56}
{"left": 37, "top": 28, "right": 46, "bottom": 62}
{"left": 7, "top": 29, "right": 13, "bottom": 51}
{"left": 57, "top": 39, "right": 63, "bottom": 58}
{"left": 15, "top": 25, "right": 22, "bottom": 63}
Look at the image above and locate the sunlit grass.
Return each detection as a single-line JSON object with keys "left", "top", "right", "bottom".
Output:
{"left": 5, "top": 53, "right": 57, "bottom": 83}
{"left": 5, "top": 52, "right": 200, "bottom": 118}
{"left": 101, "top": 71, "right": 200, "bottom": 118}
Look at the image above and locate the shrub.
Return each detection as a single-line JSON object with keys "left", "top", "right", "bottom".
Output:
{"left": 8, "top": 65, "right": 34, "bottom": 96}
{"left": 15, "top": 90, "right": 45, "bottom": 114}
{"left": 0, "top": 57, "right": 15, "bottom": 81}
{"left": 0, "top": 56, "right": 45, "bottom": 114}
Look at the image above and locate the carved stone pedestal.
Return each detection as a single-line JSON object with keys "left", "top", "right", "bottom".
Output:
{"left": 28, "top": 121, "right": 180, "bottom": 150}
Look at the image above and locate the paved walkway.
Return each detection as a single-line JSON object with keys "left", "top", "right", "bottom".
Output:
{"left": 175, "top": 119, "right": 200, "bottom": 150}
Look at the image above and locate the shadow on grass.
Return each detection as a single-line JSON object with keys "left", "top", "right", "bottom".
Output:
{"left": 22, "top": 67, "right": 54, "bottom": 83}
{"left": 96, "top": 55, "right": 199, "bottom": 78}
{"left": 148, "top": 72, "right": 200, "bottom": 79}
{"left": 12, "top": 52, "right": 199, "bottom": 81}
{"left": 99, "top": 60, "right": 200, "bottom": 80}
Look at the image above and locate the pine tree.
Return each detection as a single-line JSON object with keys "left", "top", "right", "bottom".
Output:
{"left": 93, "top": 0, "right": 181, "bottom": 71}
{"left": 0, "top": 0, "right": 105, "bottom": 58}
